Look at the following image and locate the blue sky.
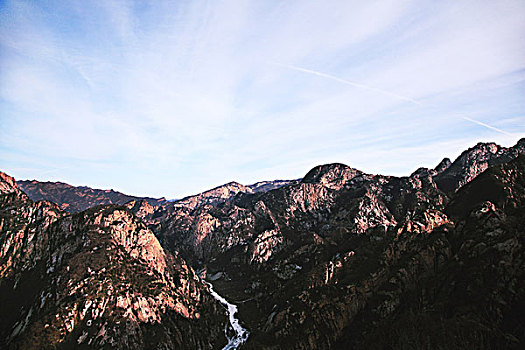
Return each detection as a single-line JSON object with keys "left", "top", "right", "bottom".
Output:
{"left": 1, "top": 0, "right": 524, "bottom": 199}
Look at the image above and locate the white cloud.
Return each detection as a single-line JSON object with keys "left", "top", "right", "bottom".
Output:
{"left": 1, "top": 0, "right": 524, "bottom": 198}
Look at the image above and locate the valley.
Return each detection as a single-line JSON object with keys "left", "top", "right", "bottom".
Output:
{"left": 1, "top": 138, "right": 524, "bottom": 349}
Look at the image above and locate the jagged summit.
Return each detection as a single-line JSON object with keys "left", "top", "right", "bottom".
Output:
{"left": 302, "top": 163, "right": 362, "bottom": 190}
{"left": 446, "top": 154, "right": 525, "bottom": 217}
{"left": 410, "top": 156, "right": 452, "bottom": 179}
{"left": 125, "top": 138, "right": 524, "bottom": 349}
{"left": 0, "top": 172, "right": 18, "bottom": 195}
{"left": 17, "top": 180, "right": 167, "bottom": 213}
{"left": 247, "top": 179, "right": 298, "bottom": 193}
{"left": 172, "top": 181, "right": 251, "bottom": 211}
{"left": 167, "top": 179, "right": 295, "bottom": 212}
{"left": 434, "top": 157, "right": 452, "bottom": 173}
{"left": 2, "top": 138, "right": 524, "bottom": 349}
{"left": 434, "top": 137, "right": 525, "bottom": 192}
{"left": 0, "top": 173, "right": 227, "bottom": 349}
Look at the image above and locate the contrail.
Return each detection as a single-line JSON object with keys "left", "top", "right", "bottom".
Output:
{"left": 274, "top": 62, "right": 512, "bottom": 136}
{"left": 461, "top": 116, "right": 513, "bottom": 136}
{"left": 273, "top": 62, "right": 423, "bottom": 106}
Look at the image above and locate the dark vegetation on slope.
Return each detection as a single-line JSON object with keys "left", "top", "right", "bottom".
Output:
{"left": 2, "top": 138, "right": 524, "bottom": 349}
{"left": 0, "top": 173, "right": 226, "bottom": 349}
{"left": 134, "top": 139, "right": 524, "bottom": 349}
{"left": 17, "top": 180, "right": 167, "bottom": 213}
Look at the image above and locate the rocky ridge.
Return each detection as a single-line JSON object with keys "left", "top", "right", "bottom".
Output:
{"left": 170, "top": 180, "right": 297, "bottom": 212}
{"left": 434, "top": 138, "right": 525, "bottom": 192}
{"left": 17, "top": 180, "right": 168, "bottom": 213}
{"left": 0, "top": 174, "right": 226, "bottom": 349}
{"left": 135, "top": 139, "right": 525, "bottom": 349}
{"left": 2, "top": 138, "right": 524, "bottom": 349}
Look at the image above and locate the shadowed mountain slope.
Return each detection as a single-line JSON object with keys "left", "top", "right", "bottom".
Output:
{"left": 2, "top": 138, "right": 524, "bottom": 349}
{"left": 0, "top": 173, "right": 226, "bottom": 349}
{"left": 134, "top": 139, "right": 525, "bottom": 349}
{"left": 17, "top": 180, "right": 168, "bottom": 213}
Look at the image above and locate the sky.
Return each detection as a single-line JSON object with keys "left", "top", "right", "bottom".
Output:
{"left": 1, "top": 0, "right": 524, "bottom": 199}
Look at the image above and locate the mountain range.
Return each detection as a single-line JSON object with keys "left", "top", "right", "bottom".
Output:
{"left": 1, "top": 138, "right": 524, "bottom": 349}
{"left": 16, "top": 180, "right": 169, "bottom": 213}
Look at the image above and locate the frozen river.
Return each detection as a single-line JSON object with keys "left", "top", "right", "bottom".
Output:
{"left": 205, "top": 281, "right": 250, "bottom": 349}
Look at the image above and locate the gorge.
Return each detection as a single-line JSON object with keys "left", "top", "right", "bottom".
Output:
{"left": 205, "top": 282, "right": 250, "bottom": 350}
{"left": 1, "top": 138, "right": 524, "bottom": 349}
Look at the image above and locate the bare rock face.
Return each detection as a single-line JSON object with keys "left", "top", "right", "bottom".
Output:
{"left": 337, "top": 155, "right": 525, "bottom": 349}
{"left": 434, "top": 139, "right": 525, "bottom": 192}
{"left": 135, "top": 139, "right": 524, "bottom": 349}
{"left": 0, "top": 173, "right": 226, "bottom": 349}
{"left": 2, "top": 138, "right": 524, "bottom": 349}
{"left": 0, "top": 179, "right": 65, "bottom": 281}
{"left": 168, "top": 179, "right": 296, "bottom": 213}
{"left": 129, "top": 162, "right": 450, "bottom": 348}
{"left": 17, "top": 180, "right": 167, "bottom": 213}
{"left": 302, "top": 163, "right": 361, "bottom": 190}
{"left": 174, "top": 182, "right": 251, "bottom": 211}
{"left": 247, "top": 180, "right": 298, "bottom": 193}
{"left": 434, "top": 157, "right": 452, "bottom": 174}
{"left": 126, "top": 199, "right": 156, "bottom": 220}
{"left": 0, "top": 172, "right": 19, "bottom": 195}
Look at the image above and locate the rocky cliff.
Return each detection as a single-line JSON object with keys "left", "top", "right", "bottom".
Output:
{"left": 2, "top": 138, "right": 524, "bottom": 349}
{"left": 138, "top": 139, "right": 524, "bottom": 349}
{"left": 0, "top": 173, "right": 226, "bottom": 349}
{"left": 17, "top": 178, "right": 294, "bottom": 216}
{"left": 434, "top": 138, "right": 525, "bottom": 192}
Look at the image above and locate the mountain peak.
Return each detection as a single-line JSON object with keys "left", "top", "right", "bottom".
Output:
{"left": 17, "top": 180, "right": 167, "bottom": 213}
{"left": 302, "top": 163, "right": 362, "bottom": 190}
{"left": 434, "top": 157, "right": 452, "bottom": 173}
{"left": 2, "top": 139, "right": 525, "bottom": 349}
{"left": 0, "top": 179, "right": 226, "bottom": 349}
{"left": 247, "top": 179, "right": 297, "bottom": 193}
{"left": 434, "top": 139, "right": 523, "bottom": 192}
{"left": 0, "top": 171, "right": 18, "bottom": 195}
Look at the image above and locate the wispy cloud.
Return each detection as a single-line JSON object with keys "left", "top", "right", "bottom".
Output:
{"left": 272, "top": 63, "right": 517, "bottom": 137}
{"left": 1, "top": 0, "right": 524, "bottom": 198}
